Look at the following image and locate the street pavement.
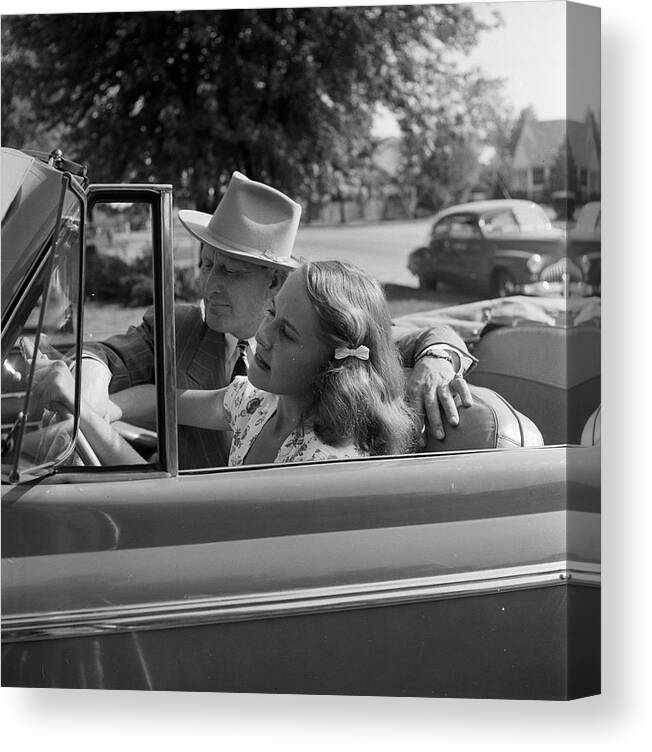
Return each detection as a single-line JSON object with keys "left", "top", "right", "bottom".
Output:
{"left": 293, "top": 218, "right": 431, "bottom": 287}
{"left": 293, "top": 218, "right": 478, "bottom": 310}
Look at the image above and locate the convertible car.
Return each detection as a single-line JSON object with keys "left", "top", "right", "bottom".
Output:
{"left": 1, "top": 148, "right": 600, "bottom": 699}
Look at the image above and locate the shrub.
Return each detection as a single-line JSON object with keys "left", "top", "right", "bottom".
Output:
{"left": 174, "top": 266, "right": 202, "bottom": 302}
{"left": 85, "top": 250, "right": 200, "bottom": 307}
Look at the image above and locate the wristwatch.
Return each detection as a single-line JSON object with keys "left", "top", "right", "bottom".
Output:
{"left": 414, "top": 347, "right": 463, "bottom": 377}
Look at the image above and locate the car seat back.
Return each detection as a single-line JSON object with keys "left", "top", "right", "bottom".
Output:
{"left": 422, "top": 385, "right": 543, "bottom": 452}
{"left": 467, "top": 325, "right": 600, "bottom": 444}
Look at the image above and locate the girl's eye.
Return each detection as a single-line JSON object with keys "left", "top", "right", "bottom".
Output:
{"left": 279, "top": 323, "right": 294, "bottom": 340}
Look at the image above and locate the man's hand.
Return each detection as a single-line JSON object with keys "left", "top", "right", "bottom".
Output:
{"left": 80, "top": 357, "right": 122, "bottom": 423}
{"left": 405, "top": 357, "right": 473, "bottom": 442}
{"left": 30, "top": 360, "right": 76, "bottom": 418}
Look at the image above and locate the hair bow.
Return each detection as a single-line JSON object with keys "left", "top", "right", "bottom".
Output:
{"left": 334, "top": 345, "right": 370, "bottom": 361}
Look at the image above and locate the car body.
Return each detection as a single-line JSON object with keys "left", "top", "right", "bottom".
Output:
{"left": 568, "top": 201, "right": 601, "bottom": 293}
{"left": 407, "top": 198, "right": 596, "bottom": 298}
{"left": 1, "top": 149, "right": 600, "bottom": 699}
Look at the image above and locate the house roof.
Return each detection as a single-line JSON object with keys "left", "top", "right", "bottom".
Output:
{"left": 516, "top": 119, "right": 598, "bottom": 168}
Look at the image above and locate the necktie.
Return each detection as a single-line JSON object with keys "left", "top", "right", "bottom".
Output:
{"left": 230, "top": 339, "right": 249, "bottom": 382}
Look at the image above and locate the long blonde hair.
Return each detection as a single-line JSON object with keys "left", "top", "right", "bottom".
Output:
{"left": 302, "top": 260, "right": 415, "bottom": 455}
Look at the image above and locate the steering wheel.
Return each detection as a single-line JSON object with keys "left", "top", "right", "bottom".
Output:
{"left": 8, "top": 341, "right": 158, "bottom": 470}
{"left": 17, "top": 407, "right": 102, "bottom": 468}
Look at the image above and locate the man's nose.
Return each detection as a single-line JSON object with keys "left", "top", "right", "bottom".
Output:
{"left": 204, "top": 265, "right": 225, "bottom": 294}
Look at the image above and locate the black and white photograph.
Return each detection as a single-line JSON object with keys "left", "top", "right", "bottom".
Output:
{"left": 0, "top": 0, "right": 619, "bottom": 735}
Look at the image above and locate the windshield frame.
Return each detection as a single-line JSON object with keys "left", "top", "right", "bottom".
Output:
{"left": 3, "top": 171, "right": 86, "bottom": 483}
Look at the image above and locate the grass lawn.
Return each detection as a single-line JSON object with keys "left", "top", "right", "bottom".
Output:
{"left": 83, "top": 303, "right": 150, "bottom": 340}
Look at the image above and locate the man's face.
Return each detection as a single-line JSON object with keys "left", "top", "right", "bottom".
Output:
{"left": 199, "top": 245, "right": 278, "bottom": 338}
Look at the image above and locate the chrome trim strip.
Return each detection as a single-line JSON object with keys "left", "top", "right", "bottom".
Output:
{"left": 2, "top": 560, "right": 599, "bottom": 643}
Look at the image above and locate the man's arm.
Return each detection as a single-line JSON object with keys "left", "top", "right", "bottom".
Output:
{"left": 30, "top": 359, "right": 144, "bottom": 465}
{"left": 392, "top": 324, "right": 477, "bottom": 441}
{"left": 79, "top": 307, "right": 157, "bottom": 420}
{"left": 83, "top": 306, "right": 157, "bottom": 391}
{"left": 392, "top": 323, "right": 476, "bottom": 371}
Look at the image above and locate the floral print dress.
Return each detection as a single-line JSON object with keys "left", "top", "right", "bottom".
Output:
{"left": 223, "top": 377, "right": 367, "bottom": 465}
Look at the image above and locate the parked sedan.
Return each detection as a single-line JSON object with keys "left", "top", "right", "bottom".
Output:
{"left": 569, "top": 201, "right": 601, "bottom": 294}
{"left": 407, "top": 199, "right": 585, "bottom": 298}
{"left": 1, "top": 149, "right": 600, "bottom": 699}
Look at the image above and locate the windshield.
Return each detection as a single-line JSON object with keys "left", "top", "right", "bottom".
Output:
{"left": 1, "top": 180, "right": 83, "bottom": 480}
{"left": 511, "top": 204, "right": 552, "bottom": 232}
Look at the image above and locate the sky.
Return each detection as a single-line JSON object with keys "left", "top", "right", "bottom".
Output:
{"left": 464, "top": 1, "right": 568, "bottom": 119}
{"left": 469, "top": 1, "right": 600, "bottom": 121}
{"left": 374, "top": 1, "right": 600, "bottom": 136}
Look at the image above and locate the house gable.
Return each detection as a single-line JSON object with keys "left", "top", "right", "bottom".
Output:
{"left": 512, "top": 118, "right": 599, "bottom": 172}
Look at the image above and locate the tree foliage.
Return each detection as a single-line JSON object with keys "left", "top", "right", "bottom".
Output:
{"left": 2, "top": 6, "right": 504, "bottom": 212}
{"left": 398, "top": 64, "right": 515, "bottom": 210}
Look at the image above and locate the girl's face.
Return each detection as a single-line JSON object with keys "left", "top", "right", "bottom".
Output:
{"left": 249, "top": 271, "right": 331, "bottom": 397}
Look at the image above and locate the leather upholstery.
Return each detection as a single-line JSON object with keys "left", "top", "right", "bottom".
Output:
{"left": 422, "top": 385, "right": 543, "bottom": 452}
{"left": 468, "top": 325, "right": 600, "bottom": 444}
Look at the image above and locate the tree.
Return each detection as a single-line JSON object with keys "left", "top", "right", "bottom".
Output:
{"left": 397, "top": 66, "right": 514, "bottom": 212}
{"left": 2, "top": 6, "right": 495, "bottom": 211}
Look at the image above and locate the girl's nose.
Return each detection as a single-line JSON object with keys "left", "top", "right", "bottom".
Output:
{"left": 255, "top": 319, "right": 272, "bottom": 349}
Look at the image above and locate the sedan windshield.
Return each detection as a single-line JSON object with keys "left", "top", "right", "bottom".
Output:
{"left": 482, "top": 205, "right": 552, "bottom": 235}
{"left": 511, "top": 205, "right": 552, "bottom": 232}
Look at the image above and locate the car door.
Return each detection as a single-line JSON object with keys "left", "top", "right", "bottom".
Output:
{"left": 448, "top": 213, "right": 485, "bottom": 289}
{"left": 437, "top": 213, "right": 481, "bottom": 289}
{"left": 2, "top": 444, "right": 600, "bottom": 699}
{"left": 428, "top": 215, "right": 453, "bottom": 283}
{"left": 1, "top": 176, "right": 601, "bottom": 698}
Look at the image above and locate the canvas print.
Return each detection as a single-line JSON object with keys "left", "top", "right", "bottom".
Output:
{"left": 0, "top": 1, "right": 600, "bottom": 699}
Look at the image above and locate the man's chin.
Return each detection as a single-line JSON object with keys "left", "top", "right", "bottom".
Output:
{"left": 204, "top": 311, "right": 231, "bottom": 333}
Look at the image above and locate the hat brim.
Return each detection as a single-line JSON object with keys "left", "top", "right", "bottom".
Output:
{"left": 178, "top": 210, "right": 301, "bottom": 271}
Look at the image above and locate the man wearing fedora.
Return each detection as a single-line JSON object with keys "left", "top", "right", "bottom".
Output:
{"left": 80, "top": 171, "right": 475, "bottom": 469}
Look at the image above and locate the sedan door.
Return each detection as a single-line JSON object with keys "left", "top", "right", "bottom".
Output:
{"left": 2, "top": 438, "right": 600, "bottom": 698}
{"left": 435, "top": 213, "right": 483, "bottom": 290}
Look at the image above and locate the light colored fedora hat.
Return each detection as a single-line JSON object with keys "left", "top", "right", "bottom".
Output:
{"left": 178, "top": 171, "right": 301, "bottom": 271}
